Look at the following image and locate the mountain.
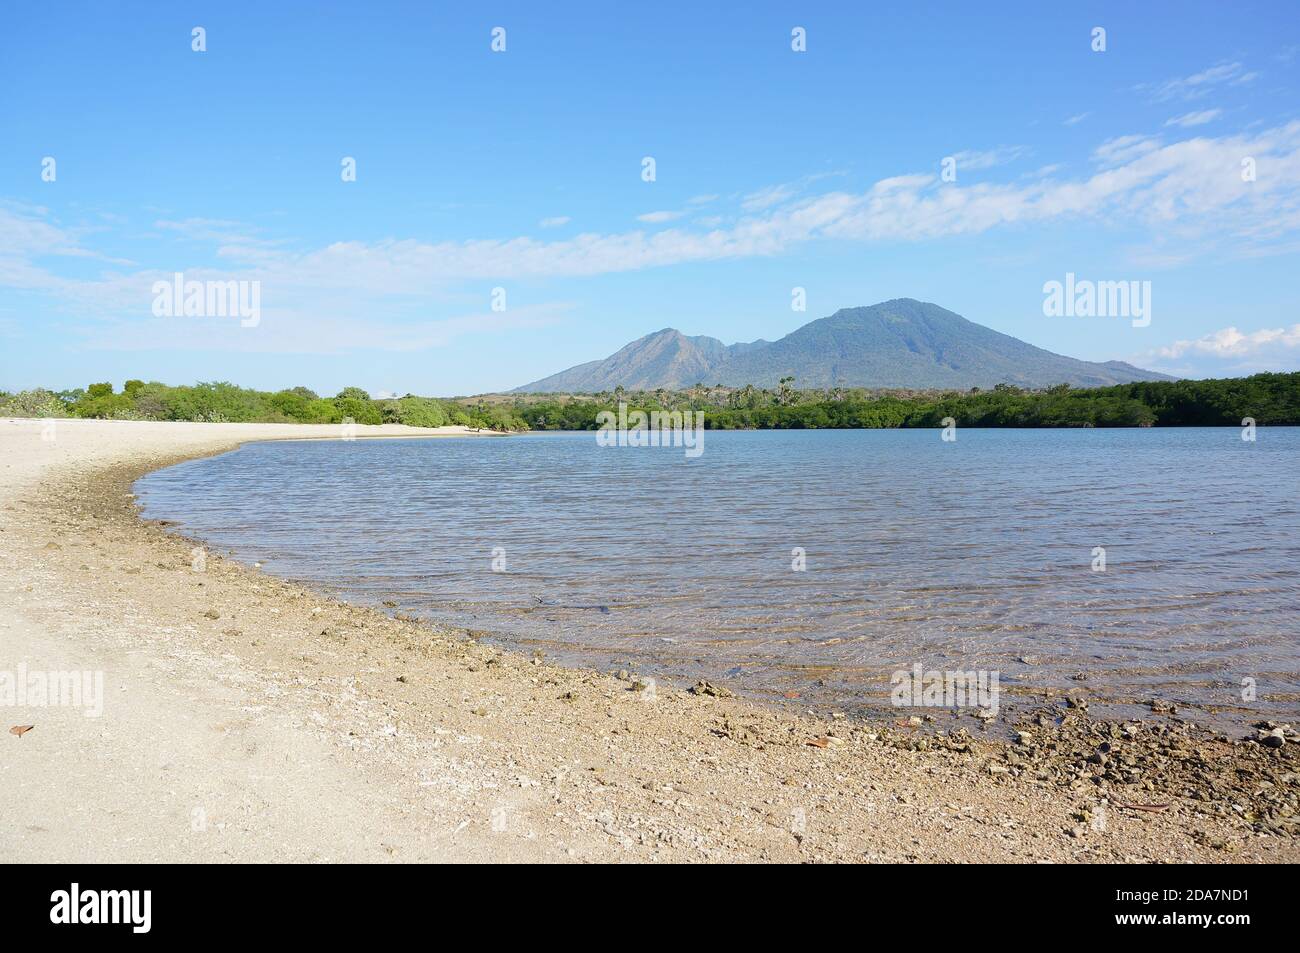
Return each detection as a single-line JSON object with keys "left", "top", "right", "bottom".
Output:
{"left": 524, "top": 329, "right": 734, "bottom": 393}
{"left": 514, "top": 299, "right": 1173, "bottom": 392}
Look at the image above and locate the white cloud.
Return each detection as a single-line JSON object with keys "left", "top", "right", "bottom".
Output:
{"left": 1154, "top": 324, "right": 1300, "bottom": 360}
{"left": 538, "top": 216, "right": 571, "bottom": 228}
{"left": 1091, "top": 134, "right": 1162, "bottom": 167}
{"left": 1165, "top": 109, "right": 1222, "bottom": 128}
{"left": 0, "top": 206, "right": 135, "bottom": 291}
{"left": 154, "top": 217, "right": 247, "bottom": 241}
{"left": 9, "top": 121, "right": 1300, "bottom": 336}
{"left": 740, "top": 183, "right": 798, "bottom": 211}
{"left": 636, "top": 210, "right": 685, "bottom": 223}
{"left": 740, "top": 172, "right": 846, "bottom": 211}
{"left": 1140, "top": 323, "right": 1300, "bottom": 376}
{"left": 949, "top": 146, "right": 1028, "bottom": 170}
{"left": 1023, "top": 163, "right": 1063, "bottom": 179}
{"left": 1, "top": 206, "right": 101, "bottom": 261}
{"left": 1138, "top": 62, "right": 1259, "bottom": 102}
{"left": 153, "top": 217, "right": 287, "bottom": 263}
{"left": 1063, "top": 112, "right": 1091, "bottom": 126}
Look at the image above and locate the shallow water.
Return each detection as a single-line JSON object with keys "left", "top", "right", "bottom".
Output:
{"left": 135, "top": 428, "right": 1300, "bottom": 720}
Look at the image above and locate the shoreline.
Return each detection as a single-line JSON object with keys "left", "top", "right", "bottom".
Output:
{"left": 133, "top": 427, "right": 1298, "bottom": 735}
{"left": 2, "top": 419, "right": 1296, "bottom": 862}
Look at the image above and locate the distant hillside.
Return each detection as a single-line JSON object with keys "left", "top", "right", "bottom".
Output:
{"left": 527, "top": 329, "right": 734, "bottom": 392}
{"left": 514, "top": 299, "right": 1173, "bottom": 392}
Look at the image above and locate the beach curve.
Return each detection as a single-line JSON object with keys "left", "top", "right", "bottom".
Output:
{"left": 1, "top": 418, "right": 1295, "bottom": 863}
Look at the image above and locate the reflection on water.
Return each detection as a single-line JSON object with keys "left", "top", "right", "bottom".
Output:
{"left": 135, "top": 428, "right": 1300, "bottom": 718}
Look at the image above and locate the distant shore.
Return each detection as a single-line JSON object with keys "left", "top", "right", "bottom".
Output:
{"left": 2, "top": 418, "right": 1295, "bottom": 862}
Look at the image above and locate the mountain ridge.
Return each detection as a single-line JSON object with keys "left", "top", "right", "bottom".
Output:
{"left": 514, "top": 299, "right": 1173, "bottom": 392}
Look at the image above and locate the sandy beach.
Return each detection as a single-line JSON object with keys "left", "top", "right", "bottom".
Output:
{"left": 1, "top": 418, "right": 1296, "bottom": 863}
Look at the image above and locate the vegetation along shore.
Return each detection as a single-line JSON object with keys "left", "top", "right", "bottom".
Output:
{"left": 3, "top": 372, "right": 1298, "bottom": 432}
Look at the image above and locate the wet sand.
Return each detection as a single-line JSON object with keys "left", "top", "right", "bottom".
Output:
{"left": 1, "top": 418, "right": 1295, "bottom": 862}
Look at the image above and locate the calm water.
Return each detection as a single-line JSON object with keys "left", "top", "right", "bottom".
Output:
{"left": 135, "top": 429, "right": 1300, "bottom": 720}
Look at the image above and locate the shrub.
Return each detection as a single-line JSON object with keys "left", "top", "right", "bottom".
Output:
{"left": 268, "top": 389, "right": 313, "bottom": 421}
{"left": 393, "top": 396, "right": 448, "bottom": 428}
{"left": 0, "top": 388, "right": 69, "bottom": 418}
{"left": 303, "top": 399, "right": 343, "bottom": 424}
{"left": 72, "top": 393, "right": 136, "bottom": 419}
{"left": 332, "top": 396, "right": 382, "bottom": 425}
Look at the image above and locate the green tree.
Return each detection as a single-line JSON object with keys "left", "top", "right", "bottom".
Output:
{"left": 333, "top": 395, "right": 382, "bottom": 425}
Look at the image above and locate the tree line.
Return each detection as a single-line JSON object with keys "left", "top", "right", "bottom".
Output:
{"left": 0, "top": 381, "right": 528, "bottom": 431}
{"left": 512, "top": 373, "right": 1300, "bottom": 430}
{"left": 4, "top": 372, "right": 1297, "bottom": 431}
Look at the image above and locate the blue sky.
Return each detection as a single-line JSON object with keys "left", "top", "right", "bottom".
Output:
{"left": 2, "top": 1, "right": 1299, "bottom": 396}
